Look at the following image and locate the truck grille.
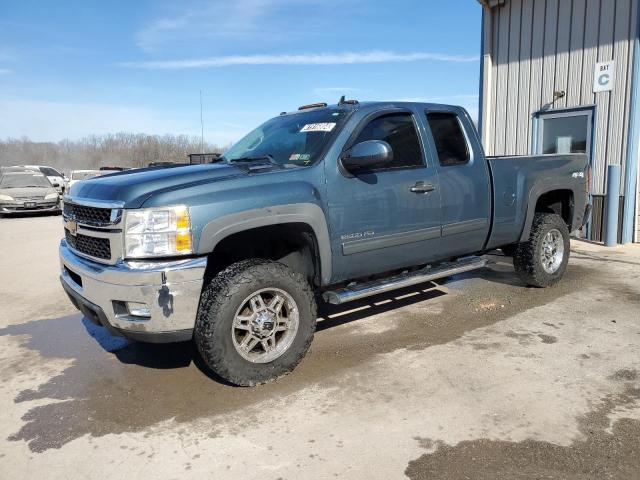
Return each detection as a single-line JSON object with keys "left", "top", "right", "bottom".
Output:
{"left": 65, "top": 229, "right": 111, "bottom": 260}
{"left": 63, "top": 202, "right": 113, "bottom": 225}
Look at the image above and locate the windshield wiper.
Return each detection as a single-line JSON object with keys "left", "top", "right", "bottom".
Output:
{"left": 229, "top": 154, "right": 276, "bottom": 164}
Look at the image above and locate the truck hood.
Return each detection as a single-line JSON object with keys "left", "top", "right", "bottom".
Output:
{"left": 66, "top": 163, "right": 248, "bottom": 208}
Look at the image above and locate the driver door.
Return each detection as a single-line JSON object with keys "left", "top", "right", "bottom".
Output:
{"left": 326, "top": 109, "right": 442, "bottom": 282}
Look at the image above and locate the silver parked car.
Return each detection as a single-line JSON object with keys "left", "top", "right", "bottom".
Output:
{"left": 0, "top": 171, "right": 60, "bottom": 216}
{"left": 21, "top": 165, "right": 67, "bottom": 193}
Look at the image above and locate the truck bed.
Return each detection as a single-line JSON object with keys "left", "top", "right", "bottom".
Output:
{"left": 485, "top": 153, "right": 590, "bottom": 250}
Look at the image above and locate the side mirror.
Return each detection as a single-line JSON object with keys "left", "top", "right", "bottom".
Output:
{"left": 341, "top": 140, "right": 393, "bottom": 172}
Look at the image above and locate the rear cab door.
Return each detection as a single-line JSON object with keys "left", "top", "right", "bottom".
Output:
{"left": 422, "top": 106, "right": 492, "bottom": 256}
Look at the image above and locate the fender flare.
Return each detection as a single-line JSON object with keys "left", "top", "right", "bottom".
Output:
{"left": 520, "top": 183, "right": 578, "bottom": 242}
{"left": 198, "top": 203, "right": 332, "bottom": 285}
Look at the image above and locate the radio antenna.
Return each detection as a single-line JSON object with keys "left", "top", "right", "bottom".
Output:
{"left": 199, "top": 90, "right": 205, "bottom": 154}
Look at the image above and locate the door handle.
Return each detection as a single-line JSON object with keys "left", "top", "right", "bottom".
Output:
{"left": 410, "top": 182, "right": 435, "bottom": 194}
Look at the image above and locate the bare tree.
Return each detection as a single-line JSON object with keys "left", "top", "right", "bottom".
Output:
{"left": 0, "top": 133, "right": 227, "bottom": 172}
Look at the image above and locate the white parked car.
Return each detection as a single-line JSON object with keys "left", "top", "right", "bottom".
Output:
{"left": 68, "top": 169, "right": 102, "bottom": 188}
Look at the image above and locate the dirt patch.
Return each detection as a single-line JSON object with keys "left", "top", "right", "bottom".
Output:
{"left": 610, "top": 369, "right": 639, "bottom": 382}
{"left": 538, "top": 334, "right": 558, "bottom": 344}
{"left": 406, "top": 385, "right": 640, "bottom": 480}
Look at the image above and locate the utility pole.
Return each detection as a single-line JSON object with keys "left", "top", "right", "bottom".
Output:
{"left": 200, "top": 90, "right": 204, "bottom": 154}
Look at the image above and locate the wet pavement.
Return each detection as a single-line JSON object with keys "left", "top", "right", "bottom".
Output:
{"left": 1, "top": 215, "right": 639, "bottom": 479}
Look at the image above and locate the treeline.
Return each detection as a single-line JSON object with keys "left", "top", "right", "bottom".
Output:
{"left": 0, "top": 133, "right": 227, "bottom": 172}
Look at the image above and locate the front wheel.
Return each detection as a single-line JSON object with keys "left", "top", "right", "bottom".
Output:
{"left": 195, "top": 259, "right": 316, "bottom": 386}
{"left": 513, "top": 213, "right": 570, "bottom": 288}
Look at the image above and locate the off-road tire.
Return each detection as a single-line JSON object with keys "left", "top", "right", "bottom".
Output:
{"left": 513, "top": 213, "right": 570, "bottom": 288}
{"left": 195, "top": 259, "right": 316, "bottom": 386}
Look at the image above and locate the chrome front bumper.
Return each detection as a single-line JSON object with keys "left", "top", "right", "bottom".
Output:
{"left": 59, "top": 240, "right": 207, "bottom": 343}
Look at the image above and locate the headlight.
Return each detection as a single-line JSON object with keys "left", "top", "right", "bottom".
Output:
{"left": 0, "top": 194, "right": 13, "bottom": 201}
{"left": 45, "top": 193, "right": 59, "bottom": 200}
{"left": 124, "top": 205, "right": 193, "bottom": 258}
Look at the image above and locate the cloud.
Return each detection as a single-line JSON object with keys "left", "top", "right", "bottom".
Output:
{"left": 120, "top": 51, "right": 479, "bottom": 70}
{"left": 136, "top": 0, "right": 302, "bottom": 52}
{"left": 0, "top": 69, "right": 13, "bottom": 75}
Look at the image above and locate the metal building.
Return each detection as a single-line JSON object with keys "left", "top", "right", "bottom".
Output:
{"left": 478, "top": 0, "right": 640, "bottom": 243}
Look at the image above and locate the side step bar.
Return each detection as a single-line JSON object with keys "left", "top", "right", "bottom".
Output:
{"left": 322, "top": 256, "right": 488, "bottom": 305}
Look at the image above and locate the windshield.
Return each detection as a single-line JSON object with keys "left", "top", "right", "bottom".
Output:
{"left": 0, "top": 173, "right": 52, "bottom": 188}
{"left": 72, "top": 171, "right": 99, "bottom": 180}
{"left": 39, "top": 166, "right": 62, "bottom": 176}
{"left": 223, "top": 108, "right": 350, "bottom": 167}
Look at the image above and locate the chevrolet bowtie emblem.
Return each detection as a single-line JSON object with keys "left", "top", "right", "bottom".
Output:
{"left": 68, "top": 219, "right": 78, "bottom": 236}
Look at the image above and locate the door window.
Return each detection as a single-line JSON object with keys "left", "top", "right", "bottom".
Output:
{"left": 352, "top": 113, "right": 424, "bottom": 170}
{"left": 426, "top": 112, "right": 470, "bottom": 166}
{"left": 541, "top": 115, "right": 590, "bottom": 155}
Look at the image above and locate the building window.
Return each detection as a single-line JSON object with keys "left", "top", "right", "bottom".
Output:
{"left": 352, "top": 112, "right": 424, "bottom": 170}
{"left": 426, "top": 112, "right": 470, "bottom": 166}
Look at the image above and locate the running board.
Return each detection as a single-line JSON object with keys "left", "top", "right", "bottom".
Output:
{"left": 322, "top": 256, "right": 488, "bottom": 305}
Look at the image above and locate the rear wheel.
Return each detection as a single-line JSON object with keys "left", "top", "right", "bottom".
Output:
{"left": 195, "top": 259, "right": 316, "bottom": 386}
{"left": 513, "top": 213, "right": 570, "bottom": 288}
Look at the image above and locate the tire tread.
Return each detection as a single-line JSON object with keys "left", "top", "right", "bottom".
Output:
{"left": 513, "top": 213, "right": 570, "bottom": 288}
{"left": 195, "top": 259, "right": 316, "bottom": 386}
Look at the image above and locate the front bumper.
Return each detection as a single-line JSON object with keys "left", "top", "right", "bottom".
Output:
{"left": 59, "top": 240, "right": 207, "bottom": 343}
{"left": 1, "top": 201, "right": 59, "bottom": 214}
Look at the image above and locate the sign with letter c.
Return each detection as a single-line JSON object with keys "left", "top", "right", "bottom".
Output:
{"left": 594, "top": 61, "right": 615, "bottom": 93}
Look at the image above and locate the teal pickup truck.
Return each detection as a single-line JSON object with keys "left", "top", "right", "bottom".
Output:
{"left": 60, "top": 99, "right": 591, "bottom": 385}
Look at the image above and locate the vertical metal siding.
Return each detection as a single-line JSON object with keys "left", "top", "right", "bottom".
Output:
{"left": 567, "top": 0, "right": 587, "bottom": 107}
{"left": 494, "top": 3, "right": 512, "bottom": 154}
{"left": 554, "top": 0, "right": 573, "bottom": 109}
{"left": 490, "top": 4, "right": 502, "bottom": 156}
{"left": 610, "top": 0, "right": 633, "bottom": 183}
{"left": 541, "top": 0, "right": 560, "bottom": 109}
{"left": 594, "top": 0, "right": 615, "bottom": 193}
{"left": 529, "top": 0, "right": 547, "bottom": 151}
{"left": 516, "top": 0, "right": 535, "bottom": 154}
{"left": 506, "top": 0, "right": 522, "bottom": 154}
{"left": 482, "top": 0, "right": 637, "bottom": 197}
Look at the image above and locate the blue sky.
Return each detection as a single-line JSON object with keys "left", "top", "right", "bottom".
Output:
{"left": 0, "top": 0, "right": 482, "bottom": 146}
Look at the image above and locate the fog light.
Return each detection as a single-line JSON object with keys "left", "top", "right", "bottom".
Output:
{"left": 126, "top": 302, "right": 151, "bottom": 318}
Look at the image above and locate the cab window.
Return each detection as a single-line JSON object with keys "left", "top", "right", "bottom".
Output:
{"left": 426, "top": 112, "right": 470, "bottom": 166}
{"left": 352, "top": 112, "right": 424, "bottom": 171}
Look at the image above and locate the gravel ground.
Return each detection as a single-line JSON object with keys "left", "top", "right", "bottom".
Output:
{"left": 1, "top": 213, "right": 639, "bottom": 479}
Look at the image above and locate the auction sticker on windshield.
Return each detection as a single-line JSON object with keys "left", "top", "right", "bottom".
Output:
{"left": 300, "top": 123, "right": 336, "bottom": 133}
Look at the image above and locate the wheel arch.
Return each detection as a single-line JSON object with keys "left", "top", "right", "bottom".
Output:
{"left": 198, "top": 203, "right": 332, "bottom": 285}
{"left": 520, "top": 186, "right": 578, "bottom": 242}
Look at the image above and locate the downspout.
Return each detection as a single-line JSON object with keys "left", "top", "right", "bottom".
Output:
{"left": 622, "top": 0, "right": 640, "bottom": 243}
